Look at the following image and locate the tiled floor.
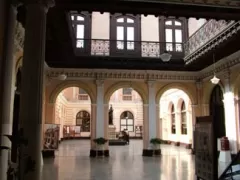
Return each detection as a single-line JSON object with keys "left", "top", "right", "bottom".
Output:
{"left": 42, "top": 140, "right": 195, "bottom": 180}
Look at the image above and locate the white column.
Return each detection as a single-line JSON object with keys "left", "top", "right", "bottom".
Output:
{"left": 19, "top": 1, "right": 54, "bottom": 180}
{"left": 223, "top": 74, "right": 237, "bottom": 154}
{"left": 0, "top": 2, "right": 18, "bottom": 180}
{"left": 148, "top": 81, "right": 157, "bottom": 145}
{"left": 96, "top": 80, "right": 105, "bottom": 138}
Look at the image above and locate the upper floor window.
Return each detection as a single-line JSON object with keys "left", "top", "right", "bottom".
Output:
{"left": 76, "top": 110, "right": 90, "bottom": 132}
{"left": 165, "top": 19, "right": 183, "bottom": 52}
{"left": 122, "top": 88, "right": 132, "bottom": 101}
{"left": 70, "top": 12, "right": 91, "bottom": 50}
{"left": 181, "top": 101, "right": 187, "bottom": 135}
{"left": 78, "top": 88, "right": 89, "bottom": 100}
{"left": 110, "top": 14, "right": 141, "bottom": 55}
{"left": 171, "top": 104, "right": 176, "bottom": 134}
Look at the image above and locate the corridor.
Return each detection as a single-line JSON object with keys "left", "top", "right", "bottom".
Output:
{"left": 42, "top": 140, "right": 195, "bottom": 180}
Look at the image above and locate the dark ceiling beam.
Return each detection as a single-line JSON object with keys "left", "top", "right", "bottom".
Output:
{"left": 55, "top": 0, "right": 240, "bottom": 20}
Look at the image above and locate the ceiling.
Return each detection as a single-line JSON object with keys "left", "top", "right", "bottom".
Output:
{"left": 17, "top": 1, "right": 240, "bottom": 71}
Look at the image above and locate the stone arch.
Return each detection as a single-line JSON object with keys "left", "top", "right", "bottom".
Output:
{"left": 49, "top": 81, "right": 96, "bottom": 104}
{"left": 104, "top": 81, "right": 147, "bottom": 104}
{"left": 156, "top": 83, "right": 196, "bottom": 105}
{"left": 176, "top": 98, "right": 185, "bottom": 112}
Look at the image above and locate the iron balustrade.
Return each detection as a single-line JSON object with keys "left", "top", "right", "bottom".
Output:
{"left": 184, "top": 20, "right": 234, "bottom": 57}
{"left": 75, "top": 39, "right": 184, "bottom": 58}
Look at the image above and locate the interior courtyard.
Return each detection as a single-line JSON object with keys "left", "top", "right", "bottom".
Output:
{"left": 1, "top": 0, "right": 240, "bottom": 180}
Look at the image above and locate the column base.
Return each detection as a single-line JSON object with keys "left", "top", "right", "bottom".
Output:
{"left": 142, "top": 149, "right": 161, "bottom": 156}
{"left": 218, "top": 150, "right": 231, "bottom": 163}
{"left": 42, "top": 150, "right": 55, "bottom": 158}
{"left": 89, "top": 149, "right": 109, "bottom": 157}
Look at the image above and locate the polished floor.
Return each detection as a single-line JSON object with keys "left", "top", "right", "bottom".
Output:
{"left": 42, "top": 140, "right": 195, "bottom": 180}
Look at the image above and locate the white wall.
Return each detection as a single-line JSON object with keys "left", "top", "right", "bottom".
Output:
{"left": 91, "top": 12, "right": 110, "bottom": 39}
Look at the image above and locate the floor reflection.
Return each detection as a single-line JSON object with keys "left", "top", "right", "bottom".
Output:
{"left": 42, "top": 140, "right": 195, "bottom": 180}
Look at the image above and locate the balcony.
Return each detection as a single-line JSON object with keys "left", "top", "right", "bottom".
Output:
{"left": 74, "top": 39, "right": 184, "bottom": 59}
{"left": 184, "top": 20, "right": 240, "bottom": 64}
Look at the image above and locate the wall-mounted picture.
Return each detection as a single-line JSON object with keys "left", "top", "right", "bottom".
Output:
{"left": 43, "top": 124, "right": 60, "bottom": 150}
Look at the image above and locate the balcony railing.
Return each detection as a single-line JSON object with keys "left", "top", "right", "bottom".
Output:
{"left": 184, "top": 20, "right": 235, "bottom": 58}
{"left": 75, "top": 39, "right": 184, "bottom": 58}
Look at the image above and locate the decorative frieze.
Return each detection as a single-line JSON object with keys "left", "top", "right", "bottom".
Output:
{"left": 47, "top": 69, "right": 198, "bottom": 81}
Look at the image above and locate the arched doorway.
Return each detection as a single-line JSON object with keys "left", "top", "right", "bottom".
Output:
{"left": 210, "top": 85, "right": 226, "bottom": 139}
{"left": 108, "top": 87, "right": 143, "bottom": 139}
{"left": 76, "top": 110, "right": 91, "bottom": 133}
{"left": 53, "top": 87, "right": 92, "bottom": 140}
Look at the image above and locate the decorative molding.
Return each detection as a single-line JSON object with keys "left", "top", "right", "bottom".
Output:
{"left": 46, "top": 46, "right": 240, "bottom": 83}
{"left": 184, "top": 20, "right": 240, "bottom": 64}
{"left": 199, "top": 50, "right": 240, "bottom": 80}
{"left": 47, "top": 69, "right": 198, "bottom": 82}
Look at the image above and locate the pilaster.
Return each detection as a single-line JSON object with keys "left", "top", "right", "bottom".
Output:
{"left": 18, "top": 1, "right": 54, "bottom": 180}
{"left": 0, "top": 1, "right": 18, "bottom": 180}
{"left": 147, "top": 80, "right": 157, "bottom": 142}
{"left": 223, "top": 72, "right": 238, "bottom": 154}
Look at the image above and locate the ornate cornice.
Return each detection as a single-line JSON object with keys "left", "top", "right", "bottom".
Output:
{"left": 47, "top": 69, "right": 199, "bottom": 82}
{"left": 46, "top": 48, "right": 240, "bottom": 83}
{"left": 199, "top": 50, "right": 240, "bottom": 79}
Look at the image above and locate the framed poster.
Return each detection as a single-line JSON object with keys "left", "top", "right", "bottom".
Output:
{"left": 43, "top": 124, "right": 60, "bottom": 150}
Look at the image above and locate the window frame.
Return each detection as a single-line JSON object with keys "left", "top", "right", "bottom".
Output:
{"left": 120, "top": 111, "right": 134, "bottom": 132}
{"left": 110, "top": 14, "right": 141, "bottom": 57}
{"left": 159, "top": 17, "right": 188, "bottom": 55}
{"left": 76, "top": 110, "right": 91, "bottom": 132}
{"left": 171, "top": 104, "right": 176, "bottom": 134}
{"left": 181, "top": 101, "right": 187, "bottom": 135}
{"left": 69, "top": 11, "right": 92, "bottom": 55}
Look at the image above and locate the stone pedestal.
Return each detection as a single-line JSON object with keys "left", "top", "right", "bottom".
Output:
{"left": 108, "top": 125, "right": 117, "bottom": 140}
{"left": 219, "top": 151, "right": 232, "bottom": 163}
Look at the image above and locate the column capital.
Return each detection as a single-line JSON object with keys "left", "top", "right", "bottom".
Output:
{"left": 23, "top": 0, "right": 55, "bottom": 9}
{"left": 147, "top": 80, "right": 155, "bottom": 88}
{"left": 95, "top": 79, "right": 104, "bottom": 87}
{"left": 195, "top": 80, "right": 203, "bottom": 90}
